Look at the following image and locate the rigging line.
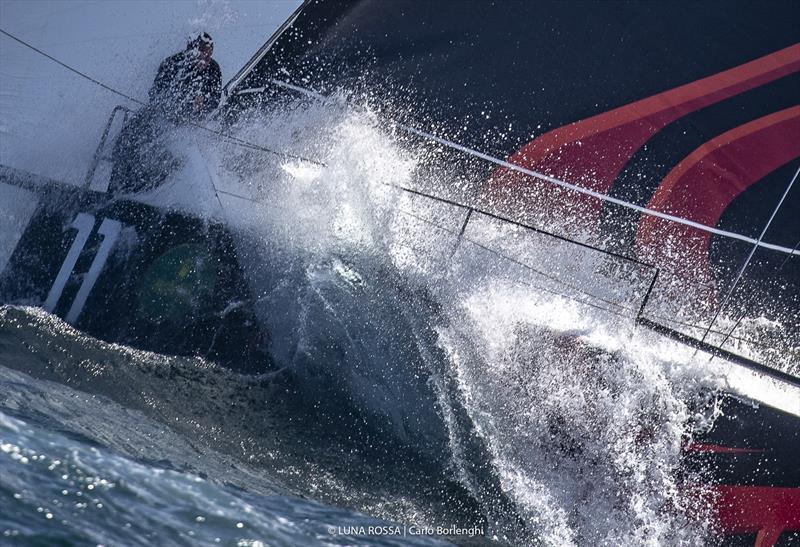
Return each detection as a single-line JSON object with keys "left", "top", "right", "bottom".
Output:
{"left": 390, "top": 232, "right": 630, "bottom": 319}
{"left": 259, "top": 78, "right": 800, "bottom": 257}
{"left": 215, "top": 188, "right": 258, "bottom": 202}
{"left": 0, "top": 27, "right": 142, "bottom": 104}
{"left": 37, "top": 22, "right": 290, "bottom": 50}
{"left": 710, "top": 231, "right": 800, "bottom": 356}
{"left": 361, "top": 207, "right": 782, "bottom": 348}
{"left": 698, "top": 165, "right": 799, "bottom": 353}
{"left": 462, "top": 236, "right": 637, "bottom": 314}
{"left": 518, "top": 273, "right": 631, "bottom": 319}
{"left": 396, "top": 208, "right": 633, "bottom": 317}
{"left": 219, "top": 183, "right": 637, "bottom": 313}
{"left": 644, "top": 312, "right": 781, "bottom": 351}
{"left": 197, "top": 145, "right": 227, "bottom": 221}
{"left": 394, "top": 206, "right": 634, "bottom": 313}
{"left": 778, "top": 236, "right": 800, "bottom": 271}
{"left": 217, "top": 185, "right": 637, "bottom": 315}
{"left": 380, "top": 182, "right": 724, "bottom": 295}
{"left": 216, "top": 186, "right": 784, "bottom": 349}
{"left": 387, "top": 183, "right": 651, "bottom": 268}
{"left": 0, "top": 28, "right": 324, "bottom": 167}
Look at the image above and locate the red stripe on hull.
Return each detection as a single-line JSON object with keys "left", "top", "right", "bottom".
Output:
{"left": 486, "top": 44, "right": 800, "bottom": 237}
{"left": 688, "top": 485, "right": 800, "bottom": 547}
{"left": 635, "top": 107, "right": 800, "bottom": 280}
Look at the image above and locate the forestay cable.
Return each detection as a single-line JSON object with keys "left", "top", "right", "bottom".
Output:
{"left": 0, "top": 28, "right": 324, "bottom": 167}
{"left": 697, "top": 166, "right": 799, "bottom": 350}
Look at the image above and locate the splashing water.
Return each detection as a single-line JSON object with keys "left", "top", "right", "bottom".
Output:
{"left": 3, "top": 94, "right": 797, "bottom": 546}
{"left": 199, "top": 99, "right": 728, "bottom": 544}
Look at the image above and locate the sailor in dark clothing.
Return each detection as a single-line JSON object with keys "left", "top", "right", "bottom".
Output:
{"left": 149, "top": 32, "right": 222, "bottom": 123}
{"left": 109, "top": 33, "right": 222, "bottom": 194}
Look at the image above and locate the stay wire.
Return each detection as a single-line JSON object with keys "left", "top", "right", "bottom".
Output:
{"left": 710, "top": 233, "right": 800, "bottom": 356}
{"left": 696, "top": 166, "right": 798, "bottom": 356}
{"left": 0, "top": 27, "right": 325, "bottom": 167}
{"left": 778, "top": 237, "right": 800, "bottom": 271}
{"left": 391, "top": 207, "right": 790, "bottom": 351}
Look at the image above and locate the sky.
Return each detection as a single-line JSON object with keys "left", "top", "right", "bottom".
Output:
{"left": 0, "top": 0, "right": 302, "bottom": 183}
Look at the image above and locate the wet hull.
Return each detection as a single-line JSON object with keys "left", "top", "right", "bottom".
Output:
{"left": 0, "top": 169, "right": 269, "bottom": 374}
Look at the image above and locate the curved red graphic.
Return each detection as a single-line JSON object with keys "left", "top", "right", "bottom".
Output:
{"left": 686, "top": 485, "right": 800, "bottom": 547}
{"left": 635, "top": 106, "right": 800, "bottom": 278}
{"left": 486, "top": 43, "right": 800, "bottom": 228}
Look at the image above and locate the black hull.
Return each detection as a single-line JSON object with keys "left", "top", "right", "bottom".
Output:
{"left": 0, "top": 169, "right": 269, "bottom": 374}
{"left": 684, "top": 394, "right": 800, "bottom": 545}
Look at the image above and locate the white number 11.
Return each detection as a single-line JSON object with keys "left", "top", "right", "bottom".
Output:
{"left": 44, "top": 213, "right": 123, "bottom": 324}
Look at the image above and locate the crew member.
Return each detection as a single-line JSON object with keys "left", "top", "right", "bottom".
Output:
{"left": 109, "top": 32, "right": 222, "bottom": 194}
{"left": 149, "top": 32, "right": 222, "bottom": 123}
